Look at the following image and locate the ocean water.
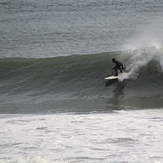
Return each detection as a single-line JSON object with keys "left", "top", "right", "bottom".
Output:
{"left": 1, "top": 0, "right": 163, "bottom": 162}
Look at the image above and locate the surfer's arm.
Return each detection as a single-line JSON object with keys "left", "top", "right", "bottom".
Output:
{"left": 121, "top": 63, "right": 126, "bottom": 70}
{"left": 120, "top": 63, "right": 123, "bottom": 70}
{"left": 119, "top": 62, "right": 126, "bottom": 70}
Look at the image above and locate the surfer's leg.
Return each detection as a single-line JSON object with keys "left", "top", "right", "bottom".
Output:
{"left": 115, "top": 68, "right": 118, "bottom": 76}
{"left": 119, "top": 67, "right": 123, "bottom": 73}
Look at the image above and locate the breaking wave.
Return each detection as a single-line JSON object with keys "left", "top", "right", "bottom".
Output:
{"left": 0, "top": 46, "right": 163, "bottom": 112}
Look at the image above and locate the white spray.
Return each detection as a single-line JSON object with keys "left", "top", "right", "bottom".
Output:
{"left": 121, "top": 19, "right": 163, "bottom": 80}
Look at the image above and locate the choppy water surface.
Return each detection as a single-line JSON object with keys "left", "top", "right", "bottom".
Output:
{"left": 1, "top": 109, "right": 163, "bottom": 163}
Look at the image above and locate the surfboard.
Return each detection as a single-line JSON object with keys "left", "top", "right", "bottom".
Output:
{"left": 104, "top": 72, "right": 127, "bottom": 80}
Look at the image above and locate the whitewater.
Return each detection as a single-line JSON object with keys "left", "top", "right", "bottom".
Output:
{"left": 1, "top": 0, "right": 163, "bottom": 162}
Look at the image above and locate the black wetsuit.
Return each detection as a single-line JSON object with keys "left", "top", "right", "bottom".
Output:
{"left": 112, "top": 60, "right": 125, "bottom": 76}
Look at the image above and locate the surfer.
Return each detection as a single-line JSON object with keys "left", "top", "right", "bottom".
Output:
{"left": 111, "top": 58, "right": 126, "bottom": 76}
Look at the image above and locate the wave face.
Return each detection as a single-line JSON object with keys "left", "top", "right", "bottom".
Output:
{"left": 0, "top": 47, "right": 163, "bottom": 113}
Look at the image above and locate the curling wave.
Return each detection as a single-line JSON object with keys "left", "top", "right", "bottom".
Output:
{"left": 0, "top": 47, "right": 163, "bottom": 112}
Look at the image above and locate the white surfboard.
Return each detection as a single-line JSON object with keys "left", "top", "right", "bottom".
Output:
{"left": 104, "top": 72, "right": 127, "bottom": 80}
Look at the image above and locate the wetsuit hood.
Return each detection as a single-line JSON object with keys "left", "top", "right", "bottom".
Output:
{"left": 112, "top": 58, "right": 116, "bottom": 63}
